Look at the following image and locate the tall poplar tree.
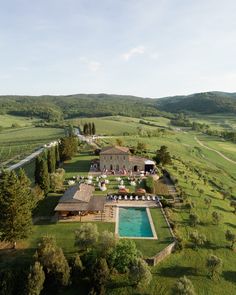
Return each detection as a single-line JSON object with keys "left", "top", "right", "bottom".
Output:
{"left": 0, "top": 169, "right": 34, "bottom": 248}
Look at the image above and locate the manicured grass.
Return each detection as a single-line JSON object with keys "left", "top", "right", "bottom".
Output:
{"left": 27, "top": 221, "right": 115, "bottom": 256}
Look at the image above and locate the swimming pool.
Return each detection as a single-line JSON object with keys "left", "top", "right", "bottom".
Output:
{"left": 117, "top": 207, "right": 156, "bottom": 238}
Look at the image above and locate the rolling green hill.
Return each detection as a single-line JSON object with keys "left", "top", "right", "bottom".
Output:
{"left": 0, "top": 92, "right": 236, "bottom": 123}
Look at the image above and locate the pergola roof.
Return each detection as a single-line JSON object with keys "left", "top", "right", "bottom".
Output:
{"left": 55, "top": 196, "right": 105, "bottom": 212}
{"left": 54, "top": 183, "right": 105, "bottom": 212}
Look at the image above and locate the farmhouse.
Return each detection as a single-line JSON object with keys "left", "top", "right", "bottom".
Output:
{"left": 99, "top": 146, "right": 155, "bottom": 173}
{"left": 55, "top": 183, "right": 105, "bottom": 219}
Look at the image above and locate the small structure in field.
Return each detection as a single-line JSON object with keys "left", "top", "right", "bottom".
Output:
{"left": 55, "top": 183, "right": 105, "bottom": 220}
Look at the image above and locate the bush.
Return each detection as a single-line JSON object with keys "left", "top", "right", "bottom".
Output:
{"left": 145, "top": 176, "right": 154, "bottom": 193}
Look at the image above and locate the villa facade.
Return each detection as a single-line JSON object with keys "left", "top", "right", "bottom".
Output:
{"left": 99, "top": 146, "right": 155, "bottom": 173}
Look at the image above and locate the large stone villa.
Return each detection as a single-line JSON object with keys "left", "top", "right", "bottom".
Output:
{"left": 99, "top": 146, "right": 156, "bottom": 174}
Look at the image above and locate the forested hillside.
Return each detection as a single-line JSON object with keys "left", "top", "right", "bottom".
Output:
{"left": 0, "top": 94, "right": 169, "bottom": 121}
{"left": 155, "top": 91, "right": 236, "bottom": 114}
{"left": 0, "top": 91, "right": 236, "bottom": 122}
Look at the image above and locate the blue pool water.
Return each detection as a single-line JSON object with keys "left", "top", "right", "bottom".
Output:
{"left": 118, "top": 207, "right": 153, "bottom": 237}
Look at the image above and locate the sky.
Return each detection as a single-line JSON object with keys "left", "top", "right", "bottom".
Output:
{"left": 0, "top": 0, "right": 236, "bottom": 97}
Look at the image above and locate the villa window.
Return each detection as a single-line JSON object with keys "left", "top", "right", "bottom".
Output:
{"left": 110, "top": 156, "right": 112, "bottom": 160}
{"left": 123, "top": 156, "right": 125, "bottom": 160}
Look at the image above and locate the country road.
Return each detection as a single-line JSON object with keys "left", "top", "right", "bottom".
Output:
{"left": 194, "top": 136, "right": 236, "bottom": 165}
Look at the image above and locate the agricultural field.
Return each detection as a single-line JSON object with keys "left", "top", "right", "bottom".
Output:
{"left": 0, "top": 126, "right": 64, "bottom": 164}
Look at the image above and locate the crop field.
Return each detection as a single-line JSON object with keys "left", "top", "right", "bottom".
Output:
{"left": 0, "top": 126, "right": 64, "bottom": 163}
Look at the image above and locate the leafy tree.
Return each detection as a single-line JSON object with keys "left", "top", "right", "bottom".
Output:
{"left": 212, "top": 211, "right": 221, "bottom": 225}
{"left": 110, "top": 239, "right": 139, "bottom": 273}
{"left": 59, "top": 136, "right": 78, "bottom": 161}
{"left": 90, "top": 258, "right": 109, "bottom": 295}
{"left": 0, "top": 170, "right": 34, "bottom": 248}
{"left": 129, "top": 258, "right": 152, "bottom": 290}
{"left": 35, "top": 236, "right": 70, "bottom": 287}
{"left": 225, "top": 229, "right": 236, "bottom": 250}
{"left": 115, "top": 138, "right": 123, "bottom": 146}
{"left": 145, "top": 176, "right": 154, "bottom": 193}
{"left": 172, "top": 276, "right": 196, "bottom": 295}
{"left": 189, "top": 213, "right": 200, "bottom": 227}
{"left": 75, "top": 223, "right": 99, "bottom": 251}
{"left": 50, "top": 168, "right": 65, "bottom": 192}
{"left": 230, "top": 200, "right": 236, "bottom": 214}
{"left": 27, "top": 261, "right": 45, "bottom": 295}
{"left": 221, "top": 190, "right": 230, "bottom": 200}
{"left": 47, "top": 147, "right": 56, "bottom": 173}
{"left": 204, "top": 197, "right": 212, "bottom": 210}
{"left": 206, "top": 255, "right": 222, "bottom": 280}
{"left": 154, "top": 145, "right": 172, "bottom": 165}
{"left": 97, "top": 231, "right": 117, "bottom": 258}
{"left": 136, "top": 142, "right": 147, "bottom": 154}
{"left": 189, "top": 231, "right": 207, "bottom": 249}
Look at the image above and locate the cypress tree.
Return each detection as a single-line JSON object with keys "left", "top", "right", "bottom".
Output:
{"left": 55, "top": 144, "right": 60, "bottom": 168}
{"left": 88, "top": 122, "right": 92, "bottom": 135}
{"left": 47, "top": 147, "right": 56, "bottom": 173}
{"left": 92, "top": 122, "right": 96, "bottom": 135}
{"left": 27, "top": 261, "right": 45, "bottom": 295}
{"left": 34, "top": 156, "right": 41, "bottom": 184}
{"left": 38, "top": 156, "right": 50, "bottom": 194}
{"left": 0, "top": 170, "right": 34, "bottom": 248}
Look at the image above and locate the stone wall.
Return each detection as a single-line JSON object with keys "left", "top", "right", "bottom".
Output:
{"left": 146, "top": 241, "right": 176, "bottom": 266}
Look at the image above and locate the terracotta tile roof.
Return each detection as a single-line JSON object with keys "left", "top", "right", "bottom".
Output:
{"left": 100, "top": 146, "right": 130, "bottom": 155}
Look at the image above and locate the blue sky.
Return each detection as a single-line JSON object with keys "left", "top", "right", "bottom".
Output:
{"left": 0, "top": 0, "right": 236, "bottom": 97}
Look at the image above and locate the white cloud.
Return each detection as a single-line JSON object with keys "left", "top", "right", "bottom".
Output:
{"left": 79, "top": 57, "right": 102, "bottom": 72}
{"left": 121, "top": 46, "right": 145, "bottom": 61}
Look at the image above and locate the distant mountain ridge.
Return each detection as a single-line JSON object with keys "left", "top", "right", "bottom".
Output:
{"left": 0, "top": 91, "right": 236, "bottom": 121}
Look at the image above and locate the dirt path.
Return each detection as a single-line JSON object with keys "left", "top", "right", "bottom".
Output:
{"left": 194, "top": 136, "right": 236, "bottom": 165}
